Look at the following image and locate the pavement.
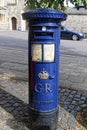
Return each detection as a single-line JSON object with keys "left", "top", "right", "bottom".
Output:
{"left": 0, "top": 31, "right": 87, "bottom": 130}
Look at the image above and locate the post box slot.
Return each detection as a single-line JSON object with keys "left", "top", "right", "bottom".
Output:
{"left": 34, "top": 32, "right": 53, "bottom": 39}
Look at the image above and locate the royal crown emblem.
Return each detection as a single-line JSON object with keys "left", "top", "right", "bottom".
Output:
{"left": 38, "top": 69, "right": 49, "bottom": 80}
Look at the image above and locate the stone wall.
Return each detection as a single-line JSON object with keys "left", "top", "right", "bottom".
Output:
{"left": 0, "top": 23, "right": 9, "bottom": 30}
{"left": 0, "top": 0, "right": 25, "bottom": 31}
{"left": 7, "top": 0, "right": 25, "bottom": 30}
{"left": 62, "top": 7, "right": 87, "bottom": 37}
{"left": 63, "top": 15, "right": 87, "bottom": 34}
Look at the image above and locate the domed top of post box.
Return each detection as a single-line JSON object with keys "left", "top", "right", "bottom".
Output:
{"left": 22, "top": 8, "right": 67, "bottom": 21}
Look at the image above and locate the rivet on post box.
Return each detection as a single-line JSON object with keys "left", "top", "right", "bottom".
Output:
{"left": 22, "top": 8, "right": 67, "bottom": 130}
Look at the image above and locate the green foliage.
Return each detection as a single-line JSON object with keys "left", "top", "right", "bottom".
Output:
{"left": 25, "top": 0, "right": 87, "bottom": 10}
{"left": 24, "top": 0, "right": 65, "bottom": 10}
{"left": 70, "top": 0, "right": 87, "bottom": 9}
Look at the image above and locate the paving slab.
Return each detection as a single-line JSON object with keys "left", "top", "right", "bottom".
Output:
{"left": 0, "top": 32, "right": 87, "bottom": 130}
{"left": 0, "top": 76, "right": 87, "bottom": 130}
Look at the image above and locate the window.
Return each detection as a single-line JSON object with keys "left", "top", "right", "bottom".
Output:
{"left": 32, "top": 44, "right": 55, "bottom": 62}
{"left": 0, "top": 14, "right": 5, "bottom": 23}
{"left": 0, "top": 0, "right": 3, "bottom": 6}
{"left": 7, "top": 0, "right": 17, "bottom": 5}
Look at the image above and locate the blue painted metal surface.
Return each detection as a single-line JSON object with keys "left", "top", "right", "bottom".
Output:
{"left": 22, "top": 8, "right": 66, "bottom": 21}
{"left": 22, "top": 9, "right": 67, "bottom": 112}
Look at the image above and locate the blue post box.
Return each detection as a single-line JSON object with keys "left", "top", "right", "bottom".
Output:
{"left": 22, "top": 9, "right": 67, "bottom": 130}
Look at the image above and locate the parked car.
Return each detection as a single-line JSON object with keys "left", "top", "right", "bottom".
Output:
{"left": 60, "top": 26, "right": 85, "bottom": 40}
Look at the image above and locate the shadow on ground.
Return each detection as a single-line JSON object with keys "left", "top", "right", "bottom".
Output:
{"left": 0, "top": 88, "right": 29, "bottom": 129}
{"left": 0, "top": 87, "right": 87, "bottom": 130}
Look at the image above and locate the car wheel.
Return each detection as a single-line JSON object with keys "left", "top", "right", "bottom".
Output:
{"left": 72, "top": 35, "right": 78, "bottom": 40}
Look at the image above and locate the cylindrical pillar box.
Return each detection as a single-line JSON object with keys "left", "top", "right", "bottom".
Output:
{"left": 22, "top": 8, "right": 67, "bottom": 130}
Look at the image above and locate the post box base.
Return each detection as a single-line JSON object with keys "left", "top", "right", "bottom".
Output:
{"left": 28, "top": 108, "right": 58, "bottom": 130}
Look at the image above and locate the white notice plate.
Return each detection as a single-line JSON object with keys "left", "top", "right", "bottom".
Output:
{"left": 44, "top": 44, "right": 55, "bottom": 62}
{"left": 32, "top": 44, "right": 42, "bottom": 61}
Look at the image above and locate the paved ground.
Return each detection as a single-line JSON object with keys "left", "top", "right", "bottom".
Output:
{"left": 0, "top": 31, "right": 87, "bottom": 130}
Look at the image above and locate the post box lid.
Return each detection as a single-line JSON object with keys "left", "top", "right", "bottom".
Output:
{"left": 22, "top": 8, "right": 67, "bottom": 21}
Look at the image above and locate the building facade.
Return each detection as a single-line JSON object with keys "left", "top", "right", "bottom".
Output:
{"left": 1, "top": 1, "right": 87, "bottom": 35}
{"left": 0, "top": 0, "right": 26, "bottom": 31}
{"left": 62, "top": 7, "right": 87, "bottom": 36}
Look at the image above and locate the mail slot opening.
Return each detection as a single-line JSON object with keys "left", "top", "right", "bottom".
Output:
{"left": 34, "top": 32, "right": 53, "bottom": 39}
